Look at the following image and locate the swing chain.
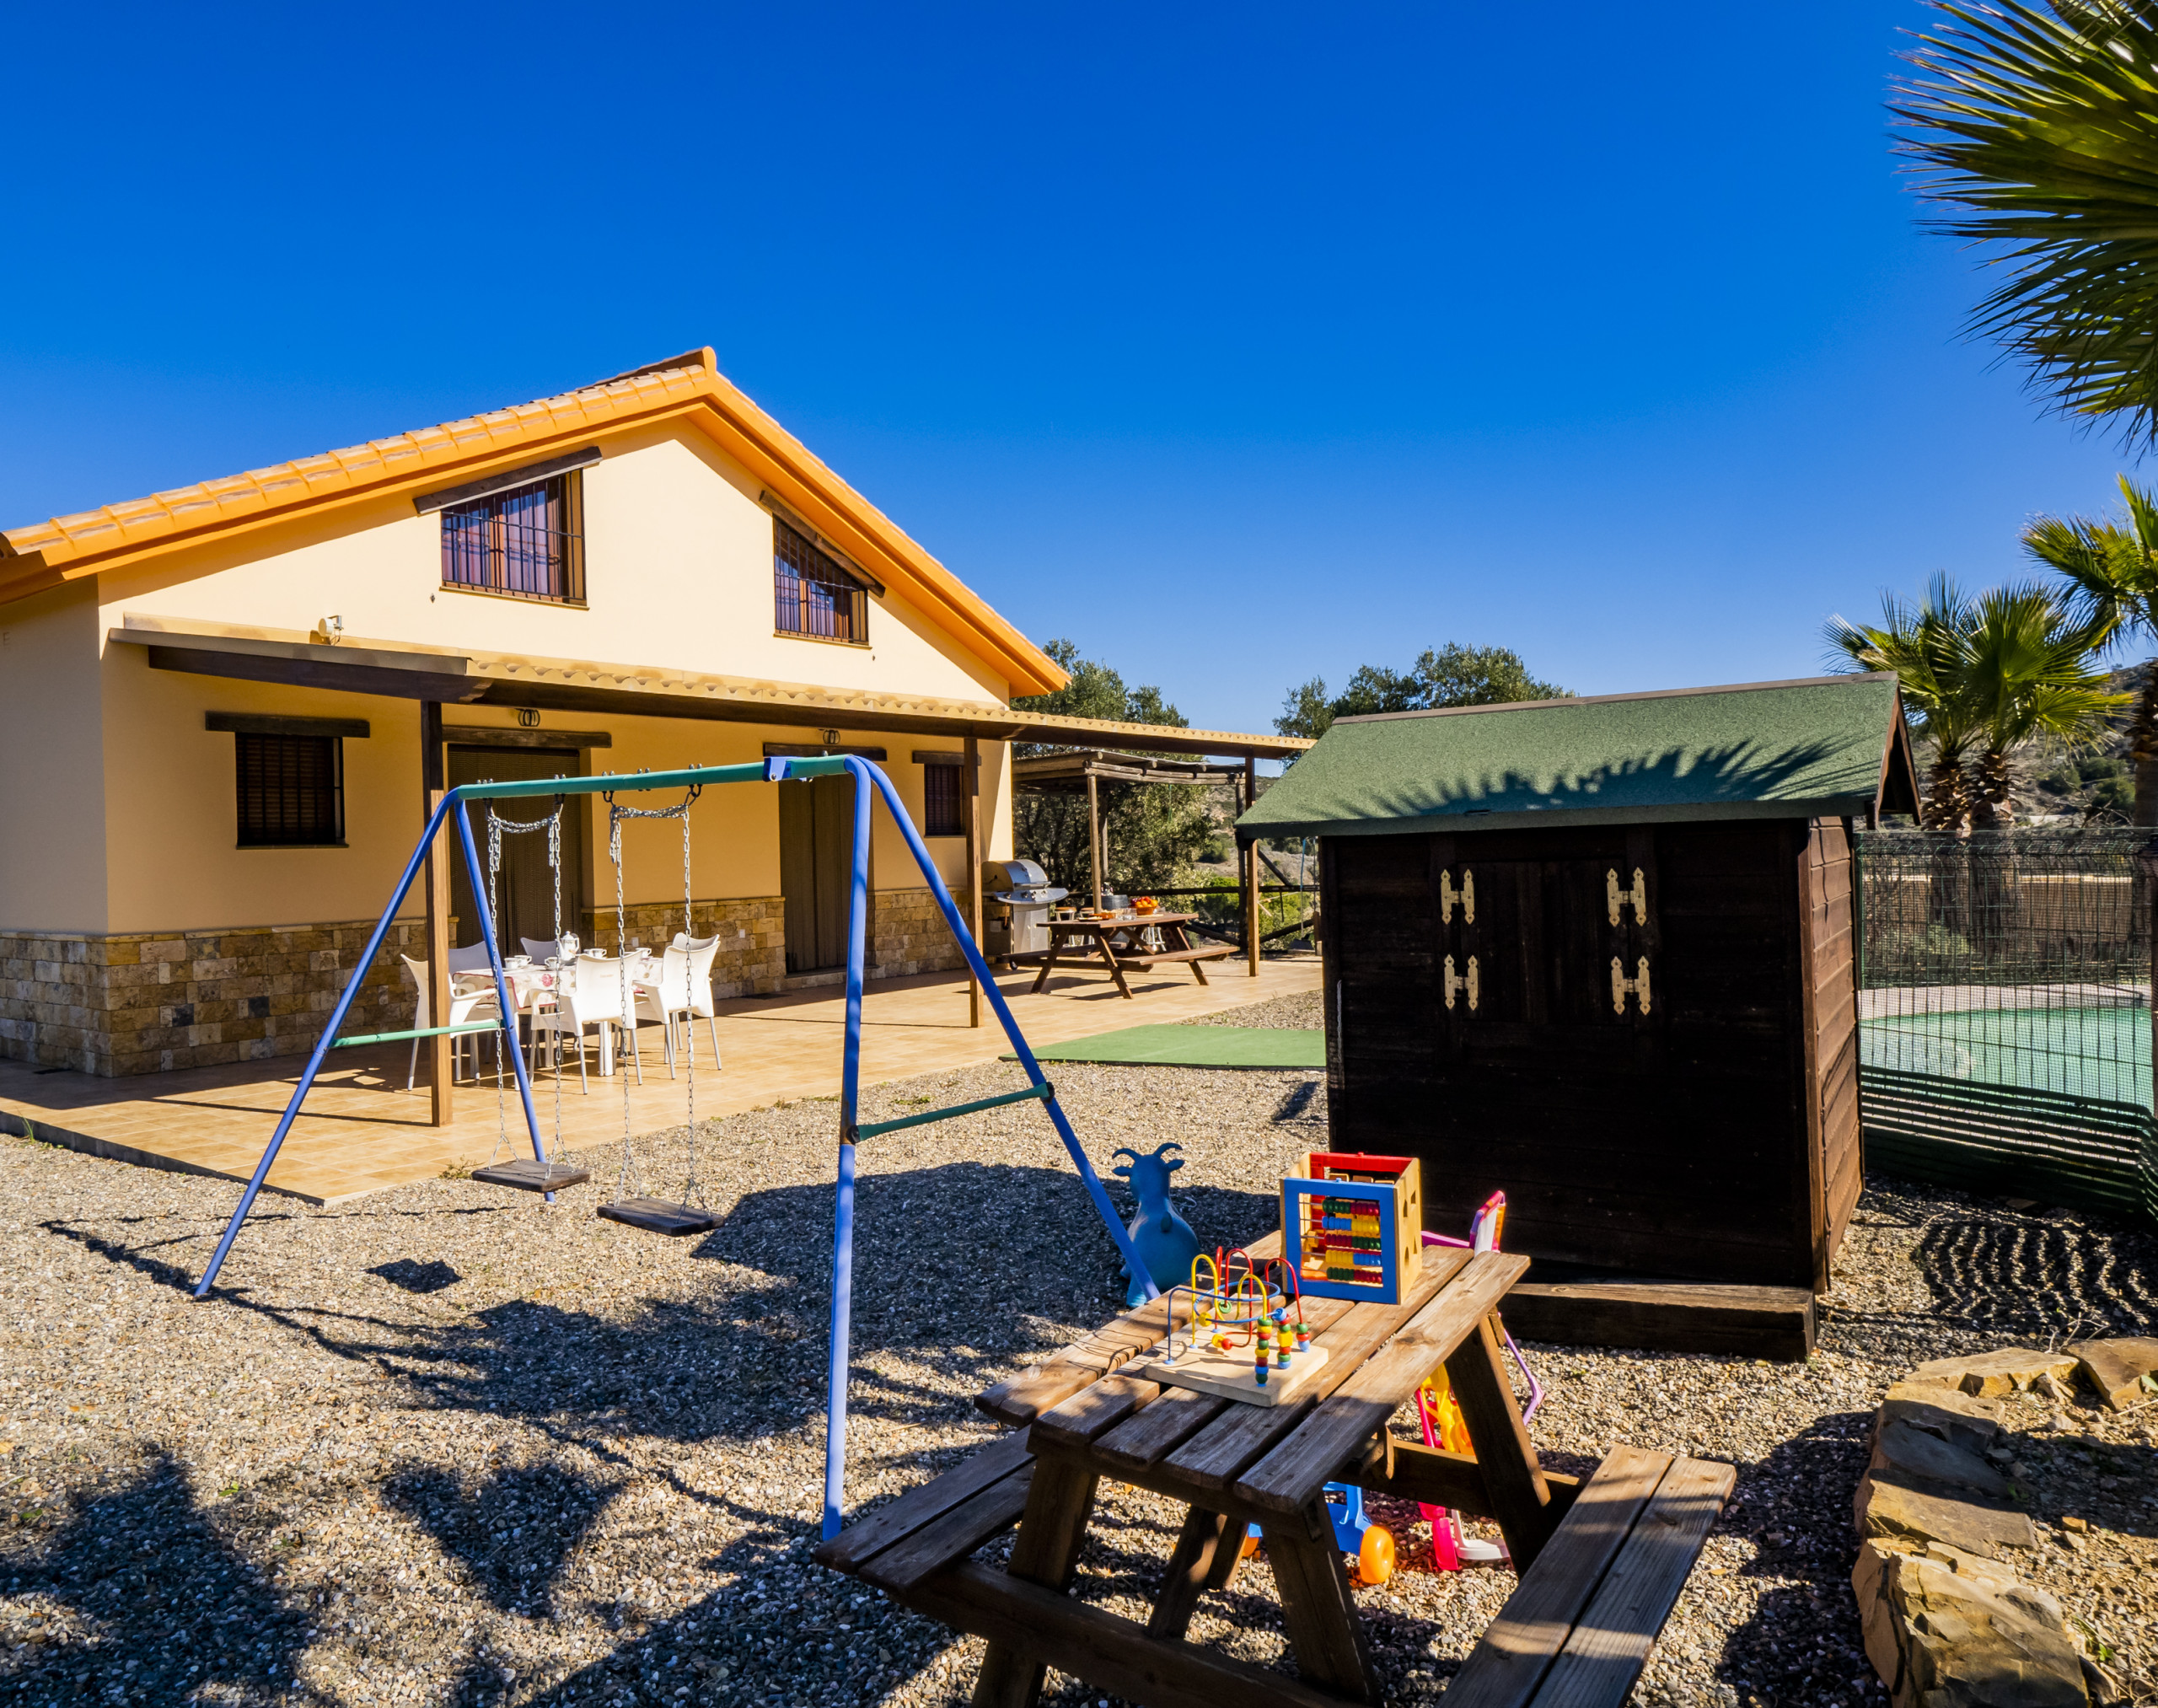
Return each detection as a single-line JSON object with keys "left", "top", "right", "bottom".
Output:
{"left": 482, "top": 798, "right": 567, "bottom": 1170}
{"left": 600, "top": 784, "right": 702, "bottom": 1208}
{"left": 610, "top": 801, "right": 643, "bottom": 1205}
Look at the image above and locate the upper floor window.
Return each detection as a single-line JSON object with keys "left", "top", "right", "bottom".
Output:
{"left": 442, "top": 473, "right": 584, "bottom": 604}
{"left": 775, "top": 518, "right": 868, "bottom": 643}
{"left": 235, "top": 732, "right": 344, "bottom": 847}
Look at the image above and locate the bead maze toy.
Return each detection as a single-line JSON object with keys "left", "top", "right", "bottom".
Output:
{"left": 1135, "top": 1248, "right": 1328, "bottom": 1405}
{"left": 1283, "top": 1151, "right": 1424, "bottom": 1305}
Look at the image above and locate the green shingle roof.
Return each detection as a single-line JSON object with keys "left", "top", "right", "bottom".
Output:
{"left": 1238, "top": 674, "right": 1919, "bottom": 840}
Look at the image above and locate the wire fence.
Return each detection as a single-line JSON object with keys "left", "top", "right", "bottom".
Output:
{"left": 1855, "top": 829, "right": 2158, "bottom": 1223}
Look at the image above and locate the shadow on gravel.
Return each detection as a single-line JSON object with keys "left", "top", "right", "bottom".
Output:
{"left": 34, "top": 1163, "right": 1276, "bottom": 1460}
{"left": 490, "top": 1521, "right": 970, "bottom": 1708}
{"left": 370, "top": 1258, "right": 463, "bottom": 1294}
{"left": 40, "top": 1204, "right": 512, "bottom": 1300}
{"left": 384, "top": 1463, "right": 624, "bottom": 1614}
{"left": 0, "top": 1455, "right": 309, "bottom": 1707}
{"left": 1715, "top": 1413, "right": 1885, "bottom": 1705}
{"left": 1911, "top": 1208, "right": 2158, "bottom": 1339}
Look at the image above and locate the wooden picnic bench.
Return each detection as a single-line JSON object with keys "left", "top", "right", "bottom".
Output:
{"left": 814, "top": 1233, "right": 1734, "bottom": 1706}
{"left": 1025, "top": 911, "right": 1237, "bottom": 998}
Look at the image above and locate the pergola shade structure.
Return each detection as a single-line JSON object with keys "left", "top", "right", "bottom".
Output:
{"left": 1012, "top": 748, "right": 1268, "bottom": 958}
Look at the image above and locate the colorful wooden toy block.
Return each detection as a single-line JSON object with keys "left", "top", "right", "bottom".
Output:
{"left": 1281, "top": 1151, "right": 1423, "bottom": 1306}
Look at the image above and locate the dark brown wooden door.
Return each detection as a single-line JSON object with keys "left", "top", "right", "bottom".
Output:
{"left": 446, "top": 746, "right": 585, "bottom": 955}
{"left": 1434, "top": 830, "right": 1661, "bottom": 1062}
{"left": 780, "top": 773, "right": 871, "bottom": 974}
{"left": 1328, "top": 820, "right": 1816, "bottom": 1288}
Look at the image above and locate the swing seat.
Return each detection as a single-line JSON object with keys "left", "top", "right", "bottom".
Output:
{"left": 599, "top": 1196, "right": 722, "bottom": 1236}
{"left": 473, "top": 1159, "right": 593, "bottom": 1193}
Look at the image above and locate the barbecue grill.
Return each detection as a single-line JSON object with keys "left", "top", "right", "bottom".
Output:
{"left": 983, "top": 858, "right": 1068, "bottom": 958}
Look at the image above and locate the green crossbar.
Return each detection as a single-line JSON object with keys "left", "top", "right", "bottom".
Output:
{"left": 330, "top": 1021, "right": 506, "bottom": 1049}
{"left": 855, "top": 1081, "right": 1053, "bottom": 1141}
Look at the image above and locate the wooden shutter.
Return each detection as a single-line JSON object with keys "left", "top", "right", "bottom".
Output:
{"left": 235, "top": 733, "right": 343, "bottom": 846}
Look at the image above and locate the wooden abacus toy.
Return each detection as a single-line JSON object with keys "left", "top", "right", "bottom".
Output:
{"left": 1281, "top": 1151, "right": 1423, "bottom": 1306}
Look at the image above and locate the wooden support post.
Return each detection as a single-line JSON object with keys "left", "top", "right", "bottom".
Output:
{"left": 1262, "top": 1522, "right": 1377, "bottom": 1700}
{"left": 420, "top": 701, "right": 452, "bottom": 1125}
{"left": 1243, "top": 756, "right": 1261, "bottom": 976}
{"left": 973, "top": 1456, "right": 1099, "bottom": 1708}
{"left": 1087, "top": 768, "right": 1103, "bottom": 914}
{"left": 1443, "top": 1312, "right": 1560, "bottom": 1571}
{"left": 965, "top": 735, "right": 983, "bottom": 1029}
{"left": 1146, "top": 1505, "right": 1240, "bottom": 1641}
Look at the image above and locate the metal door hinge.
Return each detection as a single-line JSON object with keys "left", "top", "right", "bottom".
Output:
{"left": 1610, "top": 955, "right": 1651, "bottom": 1015}
{"left": 1607, "top": 866, "right": 1646, "bottom": 927}
{"left": 1445, "top": 953, "right": 1479, "bottom": 1011}
{"left": 1441, "top": 869, "right": 1475, "bottom": 924}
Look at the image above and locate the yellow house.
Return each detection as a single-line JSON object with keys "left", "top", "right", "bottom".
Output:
{"left": 0, "top": 349, "right": 1298, "bottom": 1077}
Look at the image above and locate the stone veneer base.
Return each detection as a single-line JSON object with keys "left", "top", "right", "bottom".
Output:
{"left": 1, "top": 885, "right": 966, "bottom": 1079}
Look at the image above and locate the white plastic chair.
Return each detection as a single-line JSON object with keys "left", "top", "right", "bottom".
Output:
{"left": 521, "top": 936, "right": 573, "bottom": 964}
{"left": 633, "top": 937, "right": 724, "bottom": 1077}
{"left": 400, "top": 955, "right": 501, "bottom": 1090}
{"left": 529, "top": 954, "right": 643, "bottom": 1092}
{"left": 448, "top": 943, "right": 496, "bottom": 975}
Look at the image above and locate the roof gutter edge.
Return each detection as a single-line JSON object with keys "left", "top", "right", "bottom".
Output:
{"left": 1237, "top": 795, "right": 1889, "bottom": 838}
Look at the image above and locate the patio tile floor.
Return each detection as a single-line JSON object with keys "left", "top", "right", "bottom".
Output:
{"left": 0, "top": 957, "right": 1322, "bottom": 1205}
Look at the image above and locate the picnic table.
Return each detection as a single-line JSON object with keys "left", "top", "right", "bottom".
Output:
{"left": 816, "top": 1233, "right": 1734, "bottom": 1707}
{"left": 1024, "top": 910, "right": 1236, "bottom": 999}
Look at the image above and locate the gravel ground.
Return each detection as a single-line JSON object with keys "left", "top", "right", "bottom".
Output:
{"left": 1178, "top": 986, "right": 1321, "bottom": 1030}
{"left": 2, "top": 1055, "right": 2153, "bottom": 1707}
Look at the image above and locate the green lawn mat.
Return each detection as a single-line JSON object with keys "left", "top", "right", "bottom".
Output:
{"left": 1008, "top": 1025, "right": 1324, "bottom": 1069}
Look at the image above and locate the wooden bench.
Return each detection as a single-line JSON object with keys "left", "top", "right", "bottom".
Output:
{"left": 1439, "top": 1445, "right": 1735, "bottom": 1708}
{"left": 1115, "top": 946, "right": 1237, "bottom": 971}
{"left": 817, "top": 1242, "right": 1731, "bottom": 1708}
{"left": 813, "top": 1428, "right": 1038, "bottom": 1596}
{"left": 816, "top": 1434, "right": 1726, "bottom": 1708}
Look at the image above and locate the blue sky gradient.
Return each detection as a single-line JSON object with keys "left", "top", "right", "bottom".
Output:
{"left": 2, "top": 2, "right": 2139, "bottom": 733}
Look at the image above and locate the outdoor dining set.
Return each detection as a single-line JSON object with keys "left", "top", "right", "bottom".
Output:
{"left": 399, "top": 934, "right": 723, "bottom": 1090}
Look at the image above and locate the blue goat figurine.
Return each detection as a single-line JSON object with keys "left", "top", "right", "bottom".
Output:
{"left": 1112, "top": 1142, "right": 1201, "bottom": 1308}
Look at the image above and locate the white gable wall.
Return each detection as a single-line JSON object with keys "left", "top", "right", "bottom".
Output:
{"left": 93, "top": 422, "right": 1011, "bottom": 706}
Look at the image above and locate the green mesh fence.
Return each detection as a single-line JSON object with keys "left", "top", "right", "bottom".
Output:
{"left": 1855, "top": 829, "right": 2158, "bottom": 1223}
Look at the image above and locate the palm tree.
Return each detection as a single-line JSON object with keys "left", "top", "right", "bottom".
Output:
{"left": 2023, "top": 472, "right": 2158, "bottom": 822}
{"left": 1895, "top": 2, "right": 2158, "bottom": 443}
{"left": 1954, "top": 583, "right": 2125, "bottom": 826}
{"left": 1824, "top": 576, "right": 1985, "bottom": 832}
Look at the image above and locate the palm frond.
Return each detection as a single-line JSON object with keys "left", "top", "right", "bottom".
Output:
{"left": 1957, "top": 580, "right": 2128, "bottom": 749}
{"left": 2021, "top": 470, "right": 2158, "bottom": 643}
{"left": 1896, "top": 1, "right": 2158, "bottom": 442}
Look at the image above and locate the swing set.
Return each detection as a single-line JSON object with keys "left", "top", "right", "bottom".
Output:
{"left": 189, "top": 754, "right": 1157, "bottom": 1539}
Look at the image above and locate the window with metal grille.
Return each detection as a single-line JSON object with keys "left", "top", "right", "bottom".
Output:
{"left": 235, "top": 733, "right": 344, "bottom": 846}
{"left": 775, "top": 518, "right": 868, "bottom": 642}
{"left": 923, "top": 760, "right": 966, "bottom": 837}
{"left": 441, "top": 473, "right": 584, "bottom": 603}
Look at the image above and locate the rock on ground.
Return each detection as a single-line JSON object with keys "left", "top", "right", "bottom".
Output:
{"left": 1852, "top": 1540, "right": 2089, "bottom": 1708}
{"left": 2067, "top": 1338, "right": 2158, "bottom": 1413}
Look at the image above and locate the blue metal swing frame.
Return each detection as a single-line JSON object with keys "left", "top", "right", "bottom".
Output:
{"left": 190, "top": 754, "right": 1157, "bottom": 1541}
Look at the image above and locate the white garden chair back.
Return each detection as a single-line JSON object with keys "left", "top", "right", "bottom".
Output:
{"left": 633, "top": 937, "right": 724, "bottom": 1078}
{"left": 400, "top": 955, "right": 499, "bottom": 1091}
{"left": 530, "top": 954, "right": 642, "bottom": 1093}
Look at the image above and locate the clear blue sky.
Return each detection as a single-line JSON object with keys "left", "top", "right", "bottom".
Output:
{"left": 2, "top": 2, "right": 2138, "bottom": 737}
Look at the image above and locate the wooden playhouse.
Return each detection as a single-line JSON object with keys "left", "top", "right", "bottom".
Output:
{"left": 1238, "top": 673, "right": 1921, "bottom": 1358}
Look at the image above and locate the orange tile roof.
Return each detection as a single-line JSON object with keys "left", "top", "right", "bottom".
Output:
{"left": 0, "top": 349, "right": 1070, "bottom": 698}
